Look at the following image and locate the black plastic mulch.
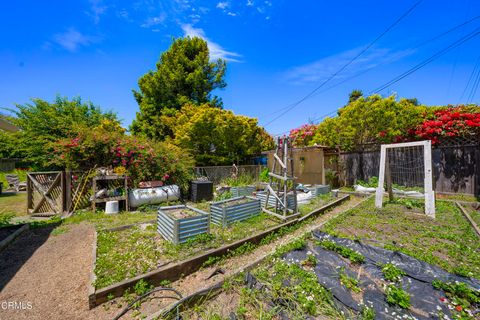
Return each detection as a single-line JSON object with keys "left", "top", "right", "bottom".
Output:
{"left": 279, "top": 231, "right": 480, "bottom": 319}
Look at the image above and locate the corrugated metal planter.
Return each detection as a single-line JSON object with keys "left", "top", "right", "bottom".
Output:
{"left": 308, "top": 184, "right": 330, "bottom": 197}
{"left": 157, "top": 205, "right": 210, "bottom": 245}
{"left": 230, "top": 185, "right": 255, "bottom": 197}
{"left": 210, "top": 196, "right": 261, "bottom": 227}
{"left": 256, "top": 191, "right": 295, "bottom": 210}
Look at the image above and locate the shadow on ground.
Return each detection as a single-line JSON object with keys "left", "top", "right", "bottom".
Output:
{"left": 0, "top": 223, "right": 59, "bottom": 291}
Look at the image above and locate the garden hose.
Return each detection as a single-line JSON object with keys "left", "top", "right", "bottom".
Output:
{"left": 112, "top": 287, "right": 183, "bottom": 320}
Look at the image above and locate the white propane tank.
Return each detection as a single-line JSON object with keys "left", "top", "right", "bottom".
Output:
{"left": 105, "top": 201, "right": 119, "bottom": 214}
{"left": 129, "top": 185, "right": 181, "bottom": 208}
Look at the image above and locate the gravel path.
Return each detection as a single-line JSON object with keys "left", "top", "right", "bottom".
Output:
{"left": 0, "top": 223, "right": 115, "bottom": 320}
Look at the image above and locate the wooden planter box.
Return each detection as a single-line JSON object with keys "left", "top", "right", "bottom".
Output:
{"left": 256, "top": 191, "right": 296, "bottom": 210}
{"left": 157, "top": 205, "right": 210, "bottom": 244}
{"left": 210, "top": 196, "right": 261, "bottom": 227}
{"left": 308, "top": 184, "right": 330, "bottom": 197}
{"left": 230, "top": 185, "right": 255, "bottom": 197}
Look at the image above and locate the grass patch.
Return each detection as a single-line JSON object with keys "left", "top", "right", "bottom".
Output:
{"left": 322, "top": 198, "right": 480, "bottom": 279}
{"left": 0, "top": 192, "right": 27, "bottom": 217}
{"left": 339, "top": 267, "right": 361, "bottom": 293}
{"left": 299, "top": 193, "right": 334, "bottom": 215}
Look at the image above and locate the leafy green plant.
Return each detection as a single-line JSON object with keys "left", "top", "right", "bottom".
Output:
{"left": 184, "top": 233, "right": 215, "bottom": 246}
{"left": 360, "top": 305, "right": 375, "bottom": 320}
{"left": 338, "top": 267, "right": 361, "bottom": 293}
{"left": 432, "top": 280, "right": 480, "bottom": 310}
{"left": 316, "top": 240, "right": 365, "bottom": 264}
{"left": 381, "top": 263, "right": 406, "bottom": 282}
{"left": 0, "top": 213, "right": 15, "bottom": 227}
{"left": 134, "top": 279, "right": 154, "bottom": 296}
{"left": 301, "top": 254, "right": 317, "bottom": 268}
{"left": 214, "top": 190, "right": 232, "bottom": 201}
{"left": 385, "top": 284, "right": 411, "bottom": 309}
{"left": 259, "top": 167, "right": 269, "bottom": 183}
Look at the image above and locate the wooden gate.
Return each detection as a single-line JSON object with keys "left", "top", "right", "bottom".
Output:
{"left": 27, "top": 171, "right": 65, "bottom": 217}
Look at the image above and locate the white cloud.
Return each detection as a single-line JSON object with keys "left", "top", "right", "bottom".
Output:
{"left": 141, "top": 13, "right": 167, "bottom": 27}
{"left": 53, "top": 28, "right": 98, "bottom": 52}
{"left": 181, "top": 24, "right": 241, "bottom": 62}
{"left": 88, "top": 0, "right": 107, "bottom": 24}
{"left": 283, "top": 47, "right": 414, "bottom": 84}
{"left": 227, "top": 11, "right": 237, "bottom": 16}
{"left": 246, "top": 0, "right": 254, "bottom": 6}
{"left": 216, "top": 2, "right": 229, "bottom": 10}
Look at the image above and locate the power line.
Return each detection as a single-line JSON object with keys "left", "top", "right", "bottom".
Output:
{"left": 371, "top": 27, "right": 480, "bottom": 93}
{"left": 261, "top": 0, "right": 423, "bottom": 128}
{"left": 458, "top": 54, "right": 480, "bottom": 103}
{"left": 307, "top": 15, "right": 480, "bottom": 100}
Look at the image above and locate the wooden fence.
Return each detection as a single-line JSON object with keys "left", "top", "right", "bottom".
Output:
{"left": 325, "top": 141, "right": 480, "bottom": 196}
{"left": 193, "top": 165, "right": 266, "bottom": 184}
{"left": 27, "top": 171, "right": 93, "bottom": 217}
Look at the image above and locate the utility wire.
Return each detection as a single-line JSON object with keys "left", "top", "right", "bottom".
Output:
{"left": 467, "top": 59, "right": 480, "bottom": 103}
{"left": 308, "top": 15, "right": 480, "bottom": 100}
{"left": 277, "top": 19, "right": 480, "bottom": 136}
{"left": 261, "top": 0, "right": 423, "bottom": 128}
{"left": 371, "top": 27, "right": 480, "bottom": 93}
{"left": 458, "top": 54, "right": 480, "bottom": 103}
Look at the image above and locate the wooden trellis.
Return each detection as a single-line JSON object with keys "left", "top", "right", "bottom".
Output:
{"left": 27, "top": 172, "right": 64, "bottom": 217}
{"left": 27, "top": 170, "right": 94, "bottom": 217}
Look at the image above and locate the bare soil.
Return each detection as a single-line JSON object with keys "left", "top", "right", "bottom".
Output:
{"left": 0, "top": 223, "right": 117, "bottom": 320}
{"left": 163, "top": 207, "right": 200, "bottom": 219}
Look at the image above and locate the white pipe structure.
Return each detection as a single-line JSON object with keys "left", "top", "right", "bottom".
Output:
{"left": 375, "top": 140, "right": 435, "bottom": 218}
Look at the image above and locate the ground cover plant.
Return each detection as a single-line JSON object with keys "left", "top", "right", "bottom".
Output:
{"left": 322, "top": 198, "right": 480, "bottom": 278}
{"left": 180, "top": 228, "right": 480, "bottom": 320}
{"left": 93, "top": 193, "right": 338, "bottom": 288}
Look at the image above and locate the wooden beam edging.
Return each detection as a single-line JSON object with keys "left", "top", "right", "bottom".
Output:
{"left": 88, "top": 230, "right": 98, "bottom": 308}
{"left": 455, "top": 202, "right": 480, "bottom": 238}
{"left": 0, "top": 224, "right": 29, "bottom": 252}
{"left": 88, "top": 195, "right": 350, "bottom": 308}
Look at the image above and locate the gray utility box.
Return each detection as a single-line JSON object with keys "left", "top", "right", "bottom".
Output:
{"left": 157, "top": 205, "right": 210, "bottom": 244}
{"left": 230, "top": 185, "right": 256, "bottom": 197}
{"left": 256, "top": 191, "right": 296, "bottom": 210}
{"left": 210, "top": 196, "right": 261, "bottom": 227}
{"left": 308, "top": 184, "right": 330, "bottom": 197}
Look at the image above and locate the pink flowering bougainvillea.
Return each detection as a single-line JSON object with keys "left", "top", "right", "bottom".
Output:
{"left": 289, "top": 124, "right": 317, "bottom": 147}
{"left": 52, "top": 126, "right": 193, "bottom": 188}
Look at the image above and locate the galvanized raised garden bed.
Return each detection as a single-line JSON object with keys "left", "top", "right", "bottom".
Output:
{"left": 157, "top": 205, "right": 210, "bottom": 245}
{"left": 210, "top": 196, "right": 261, "bottom": 227}
{"left": 230, "top": 185, "right": 256, "bottom": 197}
{"left": 307, "top": 184, "right": 330, "bottom": 197}
{"left": 256, "top": 191, "right": 296, "bottom": 210}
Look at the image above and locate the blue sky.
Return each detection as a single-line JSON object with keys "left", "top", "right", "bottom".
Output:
{"left": 1, "top": 0, "right": 480, "bottom": 135}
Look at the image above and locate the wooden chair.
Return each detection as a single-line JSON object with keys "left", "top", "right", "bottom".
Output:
{"left": 5, "top": 174, "right": 27, "bottom": 192}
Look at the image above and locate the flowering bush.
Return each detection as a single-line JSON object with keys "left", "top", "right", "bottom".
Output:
{"left": 51, "top": 126, "right": 194, "bottom": 189}
{"left": 402, "top": 108, "right": 480, "bottom": 144}
{"left": 289, "top": 124, "right": 317, "bottom": 147}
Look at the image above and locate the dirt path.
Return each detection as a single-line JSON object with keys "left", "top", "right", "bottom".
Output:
{"left": 0, "top": 223, "right": 115, "bottom": 320}
{"left": 129, "top": 196, "right": 367, "bottom": 319}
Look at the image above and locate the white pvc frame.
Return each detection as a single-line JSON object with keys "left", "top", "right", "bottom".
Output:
{"left": 374, "top": 140, "right": 435, "bottom": 218}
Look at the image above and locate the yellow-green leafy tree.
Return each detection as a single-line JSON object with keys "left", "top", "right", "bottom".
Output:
{"left": 167, "top": 104, "right": 274, "bottom": 165}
